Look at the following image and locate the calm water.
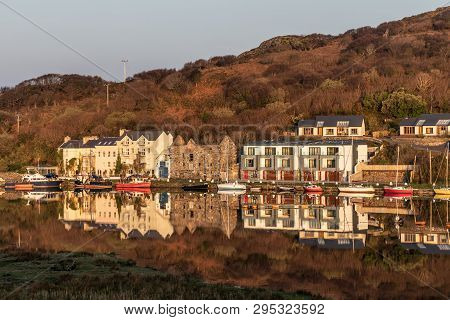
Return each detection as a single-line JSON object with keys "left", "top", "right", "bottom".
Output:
{"left": 0, "top": 190, "right": 449, "bottom": 298}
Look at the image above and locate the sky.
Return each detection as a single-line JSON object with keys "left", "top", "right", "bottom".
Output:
{"left": 0, "top": 0, "right": 445, "bottom": 86}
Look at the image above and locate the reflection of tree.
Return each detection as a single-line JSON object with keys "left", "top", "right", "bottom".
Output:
{"left": 115, "top": 194, "right": 123, "bottom": 216}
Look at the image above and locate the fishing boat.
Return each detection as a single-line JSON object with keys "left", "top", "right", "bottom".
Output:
{"left": 338, "top": 185, "right": 375, "bottom": 194}
{"left": 115, "top": 176, "right": 151, "bottom": 189}
{"left": 384, "top": 145, "right": 413, "bottom": 196}
{"left": 434, "top": 142, "right": 450, "bottom": 196}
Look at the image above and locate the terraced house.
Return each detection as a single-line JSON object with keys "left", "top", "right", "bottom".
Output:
{"left": 59, "top": 129, "right": 173, "bottom": 178}
{"left": 399, "top": 113, "right": 450, "bottom": 136}
{"left": 297, "top": 115, "right": 365, "bottom": 137}
{"left": 240, "top": 139, "right": 368, "bottom": 182}
{"left": 116, "top": 129, "right": 173, "bottom": 177}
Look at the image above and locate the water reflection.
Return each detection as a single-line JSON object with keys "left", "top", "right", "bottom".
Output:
{"left": 0, "top": 190, "right": 449, "bottom": 255}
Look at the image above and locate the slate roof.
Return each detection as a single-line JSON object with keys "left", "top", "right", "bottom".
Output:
{"left": 119, "top": 130, "right": 164, "bottom": 141}
{"left": 59, "top": 140, "right": 83, "bottom": 149}
{"left": 298, "top": 115, "right": 364, "bottom": 128}
{"left": 244, "top": 138, "right": 368, "bottom": 147}
{"left": 299, "top": 238, "right": 366, "bottom": 250}
{"left": 60, "top": 137, "right": 120, "bottom": 149}
{"left": 399, "top": 113, "right": 450, "bottom": 127}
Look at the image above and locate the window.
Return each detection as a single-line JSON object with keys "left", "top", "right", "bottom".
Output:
{"left": 309, "top": 147, "right": 320, "bottom": 156}
{"left": 404, "top": 234, "right": 415, "bottom": 242}
{"left": 304, "top": 128, "right": 314, "bottom": 135}
{"left": 245, "top": 158, "right": 255, "bottom": 167}
{"left": 113, "top": 152, "right": 116, "bottom": 157}
{"left": 108, "top": 151, "right": 110, "bottom": 157}
{"left": 326, "top": 128, "right": 334, "bottom": 135}
{"left": 426, "top": 127, "right": 434, "bottom": 134}
{"left": 98, "top": 152, "right": 101, "bottom": 157}
{"left": 404, "top": 127, "right": 415, "bottom": 135}
{"left": 327, "top": 147, "right": 338, "bottom": 155}
{"left": 247, "top": 147, "right": 255, "bottom": 155}
{"left": 107, "top": 162, "right": 110, "bottom": 167}
{"left": 308, "top": 159, "right": 317, "bottom": 169}
{"left": 351, "top": 128, "right": 358, "bottom": 135}
{"left": 337, "top": 121, "right": 349, "bottom": 127}
{"left": 247, "top": 219, "right": 256, "bottom": 227}
{"left": 139, "top": 149, "right": 145, "bottom": 156}
{"left": 103, "top": 152, "right": 106, "bottom": 157}
{"left": 189, "top": 154, "right": 194, "bottom": 161}
{"left": 281, "top": 158, "right": 291, "bottom": 167}
{"left": 426, "top": 235, "right": 435, "bottom": 242}
{"left": 264, "top": 158, "right": 272, "bottom": 167}
{"left": 265, "top": 147, "right": 276, "bottom": 155}
{"left": 282, "top": 147, "right": 293, "bottom": 155}
{"left": 326, "top": 209, "right": 336, "bottom": 218}
{"left": 437, "top": 119, "right": 450, "bottom": 126}
{"left": 326, "top": 159, "right": 336, "bottom": 168}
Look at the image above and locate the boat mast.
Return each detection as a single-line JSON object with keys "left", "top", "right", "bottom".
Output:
{"left": 429, "top": 150, "right": 432, "bottom": 186}
{"left": 446, "top": 143, "right": 448, "bottom": 188}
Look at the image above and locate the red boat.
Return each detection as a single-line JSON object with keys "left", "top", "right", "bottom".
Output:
{"left": 383, "top": 186, "right": 413, "bottom": 196}
{"left": 115, "top": 182, "right": 151, "bottom": 189}
{"left": 303, "top": 184, "right": 323, "bottom": 193}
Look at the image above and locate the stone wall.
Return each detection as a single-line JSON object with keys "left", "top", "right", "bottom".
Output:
{"left": 362, "top": 170, "right": 410, "bottom": 183}
{"left": 169, "top": 135, "right": 238, "bottom": 181}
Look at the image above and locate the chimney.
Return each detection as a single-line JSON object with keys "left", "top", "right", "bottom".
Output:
{"left": 82, "top": 136, "right": 98, "bottom": 144}
{"left": 64, "top": 136, "right": 71, "bottom": 143}
{"left": 119, "top": 129, "right": 126, "bottom": 136}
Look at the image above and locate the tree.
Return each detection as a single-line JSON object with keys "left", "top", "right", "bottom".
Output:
{"left": 381, "top": 90, "right": 426, "bottom": 118}
{"left": 114, "top": 154, "right": 123, "bottom": 175}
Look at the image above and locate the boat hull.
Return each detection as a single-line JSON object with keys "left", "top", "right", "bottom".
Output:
{"left": 115, "top": 182, "right": 151, "bottom": 189}
{"left": 383, "top": 187, "right": 413, "bottom": 196}
{"left": 303, "top": 186, "right": 323, "bottom": 193}
{"left": 182, "top": 184, "right": 209, "bottom": 192}
{"left": 217, "top": 183, "right": 246, "bottom": 191}
{"left": 434, "top": 188, "right": 450, "bottom": 195}
{"left": 5, "top": 180, "right": 62, "bottom": 190}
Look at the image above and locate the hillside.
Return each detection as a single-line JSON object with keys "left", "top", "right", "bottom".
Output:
{"left": 0, "top": 7, "right": 448, "bottom": 170}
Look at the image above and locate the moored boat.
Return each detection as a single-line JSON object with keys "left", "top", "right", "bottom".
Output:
{"left": 74, "top": 180, "right": 113, "bottom": 190}
{"left": 217, "top": 181, "right": 246, "bottom": 191}
{"left": 115, "top": 177, "right": 151, "bottom": 189}
{"left": 338, "top": 185, "right": 375, "bottom": 193}
{"left": 182, "top": 183, "right": 209, "bottom": 192}
{"left": 4, "top": 172, "right": 62, "bottom": 190}
{"left": 383, "top": 186, "right": 413, "bottom": 196}
{"left": 303, "top": 184, "right": 323, "bottom": 193}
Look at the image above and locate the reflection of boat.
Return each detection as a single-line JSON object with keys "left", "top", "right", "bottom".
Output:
{"left": 338, "top": 185, "right": 375, "bottom": 194}
{"left": 303, "top": 184, "right": 323, "bottom": 193}
{"left": 182, "top": 183, "right": 209, "bottom": 192}
{"left": 338, "top": 192, "right": 375, "bottom": 199}
{"left": 217, "top": 189, "right": 246, "bottom": 195}
{"left": 249, "top": 187, "right": 262, "bottom": 193}
{"left": 217, "top": 182, "right": 246, "bottom": 191}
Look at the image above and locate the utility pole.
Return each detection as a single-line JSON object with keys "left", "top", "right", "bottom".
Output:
{"left": 104, "top": 84, "right": 111, "bottom": 107}
{"left": 121, "top": 59, "right": 128, "bottom": 83}
{"left": 429, "top": 150, "right": 432, "bottom": 185}
{"left": 16, "top": 113, "right": 20, "bottom": 134}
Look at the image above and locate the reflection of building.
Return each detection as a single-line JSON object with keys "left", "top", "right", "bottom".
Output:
{"left": 60, "top": 191, "right": 173, "bottom": 239}
{"left": 170, "top": 192, "right": 238, "bottom": 238}
{"left": 353, "top": 197, "right": 412, "bottom": 215}
{"left": 399, "top": 199, "right": 450, "bottom": 254}
{"left": 240, "top": 140, "right": 368, "bottom": 182}
{"left": 242, "top": 194, "right": 368, "bottom": 249}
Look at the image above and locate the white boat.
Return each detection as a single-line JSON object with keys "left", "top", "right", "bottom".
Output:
{"left": 338, "top": 192, "right": 375, "bottom": 199}
{"left": 217, "top": 181, "right": 246, "bottom": 191}
{"left": 338, "top": 185, "right": 375, "bottom": 193}
{"left": 217, "top": 189, "right": 246, "bottom": 195}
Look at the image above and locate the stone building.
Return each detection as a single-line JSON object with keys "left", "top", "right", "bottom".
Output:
{"left": 169, "top": 135, "right": 238, "bottom": 181}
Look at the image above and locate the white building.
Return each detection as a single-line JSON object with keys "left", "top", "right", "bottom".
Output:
{"left": 59, "top": 129, "right": 173, "bottom": 178}
{"left": 240, "top": 139, "right": 368, "bottom": 182}
{"left": 399, "top": 113, "right": 450, "bottom": 136}
{"left": 116, "top": 129, "right": 173, "bottom": 178}
{"left": 297, "top": 115, "right": 365, "bottom": 137}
